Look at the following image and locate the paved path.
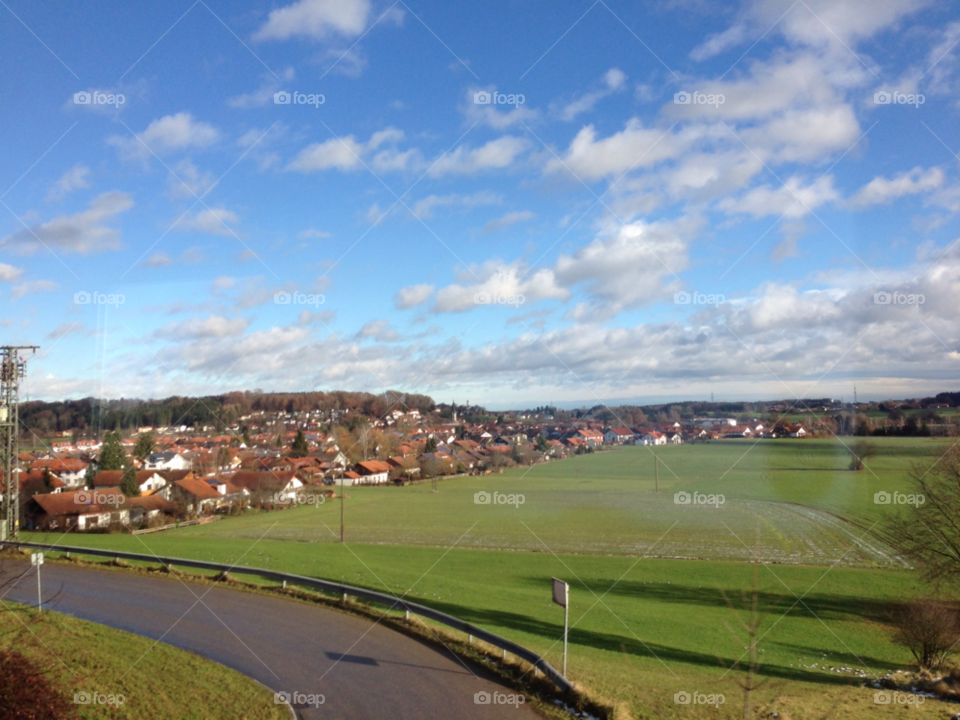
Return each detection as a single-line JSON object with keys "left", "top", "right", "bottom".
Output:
{"left": 5, "top": 562, "right": 541, "bottom": 719}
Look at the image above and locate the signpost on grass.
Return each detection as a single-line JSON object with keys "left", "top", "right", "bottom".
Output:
{"left": 551, "top": 577, "right": 569, "bottom": 678}
{"left": 31, "top": 552, "right": 43, "bottom": 612}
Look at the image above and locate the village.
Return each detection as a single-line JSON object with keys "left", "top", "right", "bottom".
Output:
{"left": 12, "top": 405, "right": 809, "bottom": 534}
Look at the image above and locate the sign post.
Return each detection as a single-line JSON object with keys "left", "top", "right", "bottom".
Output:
{"left": 31, "top": 552, "right": 43, "bottom": 612}
{"left": 551, "top": 577, "right": 569, "bottom": 678}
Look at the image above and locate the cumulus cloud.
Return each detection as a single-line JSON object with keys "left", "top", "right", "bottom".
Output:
{"left": 0, "top": 192, "right": 133, "bottom": 255}
{"left": 433, "top": 260, "right": 568, "bottom": 312}
{"left": 0, "top": 263, "right": 24, "bottom": 282}
{"left": 481, "top": 210, "right": 535, "bottom": 233}
{"left": 108, "top": 113, "right": 219, "bottom": 161}
{"left": 427, "top": 137, "right": 529, "bottom": 177}
{"left": 717, "top": 175, "right": 840, "bottom": 218}
{"left": 395, "top": 284, "right": 434, "bottom": 309}
{"left": 153, "top": 316, "right": 251, "bottom": 341}
{"left": 47, "top": 165, "right": 90, "bottom": 201}
{"left": 11, "top": 280, "right": 57, "bottom": 299}
{"left": 253, "top": 0, "right": 371, "bottom": 41}
{"left": 850, "top": 167, "right": 944, "bottom": 207}
{"left": 356, "top": 320, "right": 401, "bottom": 342}
{"left": 559, "top": 68, "right": 627, "bottom": 120}
{"left": 174, "top": 207, "right": 240, "bottom": 236}
{"left": 411, "top": 191, "right": 501, "bottom": 219}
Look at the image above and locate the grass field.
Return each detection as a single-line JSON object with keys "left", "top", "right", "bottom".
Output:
{"left": 0, "top": 598, "right": 287, "bottom": 719}
{"left": 23, "top": 439, "right": 958, "bottom": 718}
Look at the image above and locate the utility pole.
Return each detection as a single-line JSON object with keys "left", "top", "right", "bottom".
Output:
{"left": 654, "top": 447, "right": 659, "bottom": 493}
{"left": 1, "top": 346, "right": 38, "bottom": 541}
{"left": 339, "top": 467, "right": 345, "bottom": 543}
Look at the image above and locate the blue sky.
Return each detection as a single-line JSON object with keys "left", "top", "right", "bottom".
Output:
{"left": 1, "top": 0, "right": 959, "bottom": 407}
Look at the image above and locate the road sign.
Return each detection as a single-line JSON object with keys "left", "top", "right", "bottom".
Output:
{"left": 551, "top": 578, "right": 569, "bottom": 678}
{"left": 551, "top": 577, "right": 567, "bottom": 607}
{"left": 30, "top": 552, "right": 43, "bottom": 566}
{"left": 31, "top": 553, "right": 43, "bottom": 612}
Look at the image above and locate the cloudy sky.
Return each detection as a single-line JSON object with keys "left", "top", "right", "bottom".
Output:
{"left": 2, "top": 0, "right": 959, "bottom": 407}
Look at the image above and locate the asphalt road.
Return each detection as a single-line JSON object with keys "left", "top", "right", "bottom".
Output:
{"left": 4, "top": 562, "right": 542, "bottom": 719}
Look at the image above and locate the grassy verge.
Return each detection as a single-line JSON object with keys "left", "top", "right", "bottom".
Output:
{"left": 0, "top": 598, "right": 288, "bottom": 720}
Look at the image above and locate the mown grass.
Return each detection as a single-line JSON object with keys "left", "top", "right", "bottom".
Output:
{"left": 22, "top": 439, "right": 956, "bottom": 718}
{"left": 0, "top": 597, "right": 287, "bottom": 719}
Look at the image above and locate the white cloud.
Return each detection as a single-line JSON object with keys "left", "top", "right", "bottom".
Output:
{"left": 253, "top": 0, "right": 371, "bottom": 41}
{"left": 47, "top": 165, "right": 90, "bottom": 201}
{"left": 228, "top": 68, "right": 295, "bottom": 108}
{"left": 481, "top": 210, "right": 535, "bottom": 233}
{"left": 11, "top": 280, "right": 57, "bottom": 299}
{"left": 559, "top": 68, "right": 627, "bottom": 120}
{"left": 427, "top": 137, "right": 529, "bottom": 177}
{"left": 143, "top": 252, "right": 173, "bottom": 268}
{"left": 411, "top": 191, "right": 501, "bottom": 219}
{"left": 395, "top": 284, "right": 434, "bottom": 309}
{"left": 356, "top": 320, "right": 401, "bottom": 342}
{"left": 0, "top": 192, "right": 133, "bottom": 255}
{"left": 287, "top": 128, "right": 405, "bottom": 173}
{"left": 297, "top": 228, "right": 332, "bottom": 239}
{"left": 154, "top": 315, "right": 250, "bottom": 340}
{"left": 462, "top": 87, "right": 538, "bottom": 129}
{"left": 0, "top": 263, "right": 23, "bottom": 282}
{"left": 433, "top": 260, "right": 568, "bottom": 312}
{"left": 108, "top": 113, "right": 219, "bottom": 160}
{"left": 718, "top": 175, "right": 840, "bottom": 218}
{"left": 850, "top": 167, "right": 944, "bottom": 207}
{"left": 175, "top": 208, "right": 240, "bottom": 236}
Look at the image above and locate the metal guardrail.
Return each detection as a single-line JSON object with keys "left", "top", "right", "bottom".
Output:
{"left": 3, "top": 541, "right": 573, "bottom": 694}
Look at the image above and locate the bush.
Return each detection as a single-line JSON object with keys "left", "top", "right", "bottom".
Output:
{"left": 889, "top": 599, "right": 960, "bottom": 670}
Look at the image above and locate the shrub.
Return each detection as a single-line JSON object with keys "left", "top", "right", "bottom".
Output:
{"left": 889, "top": 599, "right": 960, "bottom": 670}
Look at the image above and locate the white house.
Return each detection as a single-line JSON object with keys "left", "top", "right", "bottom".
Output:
{"left": 637, "top": 432, "right": 667, "bottom": 446}
{"left": 145, "top": 451, "right": 192, "bottom": 471}
{"left": 604, "top": 428, "right": 635, "bottom": 444}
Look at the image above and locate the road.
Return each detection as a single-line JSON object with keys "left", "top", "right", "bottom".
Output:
{"left": 4, "top": 561, "right": 542, "bottom": 719}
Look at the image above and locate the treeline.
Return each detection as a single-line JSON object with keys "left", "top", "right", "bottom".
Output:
{"left": 19, "top": 390, "right": 436, "bottom": 438}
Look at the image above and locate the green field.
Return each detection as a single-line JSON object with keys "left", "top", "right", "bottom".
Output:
{"left": 0, "top": 600, "right": 286, "bottom": 720}
{"left": 24, "top": 439, "right": 957, "bottom": 718}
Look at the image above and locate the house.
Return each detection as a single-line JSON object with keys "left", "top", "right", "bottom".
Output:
{"left": 229, "top": 471, "right": 303, "bottom": 501}
{"left": 637, "top": 431, "right": 667, "bottom": 446}
{"left": 353, "top": 460, "right": 391, "bottom": 485}
{"left": 387, "top": 456, "right": 421, "bottom": 478}
{"left": 170, "top": 477, "right": 222, "bottom": 513}
{"left": 604, "top": 427, "right": 635, "bottom": 444}
{"left": 28, "top": 458, "right": 88, "bottom": 486}
{"left": 144, "top": 451, "right": 192, "bottom": 471}
{"left": 788, "top": 425, "right": 807, "bottom": 438}
{"left": 26, "top": 489, "right": 130, "bottom": 532}
{"left": 667, "top": 433, "right": 683, "bottom": 445}
{"left": 576, "top": 429, "right": 604, "bottom": 446}
{"left": 94, "top": 470, "right": 168, "bottom": 496}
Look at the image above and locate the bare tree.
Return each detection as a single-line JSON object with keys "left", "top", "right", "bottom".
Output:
{"left": 848, "top": 440, "right": 877, "bottom": 471}
{"left": 888, "top": 599, "right": 960, "bottom": 670}
{"left": 883, "top": 444, "right": 960, "bottom": 587}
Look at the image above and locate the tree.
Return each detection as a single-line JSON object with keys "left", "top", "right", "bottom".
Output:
{"left": 888, "top": 600, "right": 960, "bottom": 670}
{"left": 847, "top": 440, "right": 876, "bottom": 471}
{"left": 291, "top": 429, "right": 309, "bottom": 458}
{"left": 98, "top": 431, "right": 126, "bottom": 471}
{"left": 424, "top": 437, "right": 437, "bottom": 453}
{"left": 41, "top": 469, "right": 53, "bottom": 491}
{"left": 120, "top": 464, "right": 140, "bottom": 498}
{"left": 535, "top": 434, "right": 550, "bottom": 453}
{"left": 884, "top": 445, "right": 960, "bottom": 586}
{"left": 134, "top": 432, "right": 155, "bottom": 462}
{"left": 84, "top": 462, "right": 97, "bottom": 489}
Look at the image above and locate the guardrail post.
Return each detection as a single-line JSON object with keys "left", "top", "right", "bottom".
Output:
{"left": 468, "top": 634, "right": 473, "bottom": 645}
{"left": 405, "top": 610, "right": 410, "bottom": 621}
{"left": 282, "top": 580, "right": 287, "bottom": 589}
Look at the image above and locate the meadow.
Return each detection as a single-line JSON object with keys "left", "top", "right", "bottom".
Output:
{"left": 24, "top": 439, "right": 956, "bottom": 718}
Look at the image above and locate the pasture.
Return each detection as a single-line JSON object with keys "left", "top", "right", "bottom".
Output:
{"left": 25, "top": 438, "right": 955, "bottom": 718}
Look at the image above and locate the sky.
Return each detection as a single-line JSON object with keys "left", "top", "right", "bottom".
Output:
{"left": 1, "top": 0, "right": 959, "bottom": 408}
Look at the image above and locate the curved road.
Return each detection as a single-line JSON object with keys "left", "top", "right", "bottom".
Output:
{"left": 5, "top": 562, "right": 541, "bottom": 719}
